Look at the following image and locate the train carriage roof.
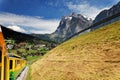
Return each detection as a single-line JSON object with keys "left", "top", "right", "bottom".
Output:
{"left": 9, "top": 53, "right": 21, "bottom": 58}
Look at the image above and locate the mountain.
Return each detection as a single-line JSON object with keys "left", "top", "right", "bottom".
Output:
{"left": 33, "top": 13, "right": 92, "bottom": 43}
{"left": 31, "top": 20, "right": 120, "bottom": 80}
{"left": 93, "top": 1, "right": 120, "bottom": 24}
{"left": 49, "top": 13, "right": 92, "bottom": 42}
{"left": 33, "top": 2, "right": 120, "bottom": 43}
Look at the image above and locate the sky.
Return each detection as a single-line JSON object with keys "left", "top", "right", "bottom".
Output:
{"left": 0, "top": 0, "right": 119, "bottom": 34}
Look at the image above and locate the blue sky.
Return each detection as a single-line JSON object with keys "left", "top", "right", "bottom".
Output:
{"left": 0, "top": 0, "right": 119, "bottom": 34}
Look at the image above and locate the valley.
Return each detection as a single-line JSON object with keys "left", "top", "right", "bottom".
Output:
{"left": 0, "top": 1, "right": 120, "bottom": 80}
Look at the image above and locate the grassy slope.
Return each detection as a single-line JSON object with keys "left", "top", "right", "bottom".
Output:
{"left": 27, "top": 56, "right": 42, "bottom": 64}
{"left": 31, "top": 21, "right": 120, "bottom": 80}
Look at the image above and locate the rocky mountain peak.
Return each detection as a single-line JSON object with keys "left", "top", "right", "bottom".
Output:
{"left": 50, "top": 13, "right": 92, "bottom": 42}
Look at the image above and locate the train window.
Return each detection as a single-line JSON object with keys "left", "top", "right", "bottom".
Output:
{"left": 15, "top": 60, "right": 17, "bottom": 68}
{"left": 17, "top": 60, "right": 20, "bottom": 64}
{"left": 10, "top": 60, "right": 13, "bottom": 69}
{"left": 0, "top": 50, "right": 1, "bottom": 63}
{"left": 4, "top": 56, "right": 7, "bottom": 79}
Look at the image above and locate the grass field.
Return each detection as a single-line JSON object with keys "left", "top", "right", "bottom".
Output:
{"left": 27, "top": 56, "right": 42, "bottom": 64}
{"left": 31, "top": 20, "right": 120, "bottom": 80}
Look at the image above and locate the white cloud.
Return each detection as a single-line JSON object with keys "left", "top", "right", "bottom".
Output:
{"left": 8, "top": 25, "right": 26, "bottom": 33}
{"left": 0, "top": 12, "right": 60, "bottom": 34}
{"left": 67, "top": 2, "right": 110, "bottom": 19}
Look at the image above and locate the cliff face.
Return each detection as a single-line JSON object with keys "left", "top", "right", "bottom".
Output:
{"left": 49, "top": 13, "right": 92, "bottom": 42}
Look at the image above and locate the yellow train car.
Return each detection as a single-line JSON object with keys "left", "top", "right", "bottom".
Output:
{"left": 0, "top": 26, "right": 26, "bottom": 80}
{"left": 9, "top": 53, "right": 26, "bottom": 80}
{"left": 0, "top": 26, "right": 9, "bottom": 80}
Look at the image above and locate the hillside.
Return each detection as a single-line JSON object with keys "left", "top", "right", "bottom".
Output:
{"left": 1, "top": 25, "right": 36, "bottom": 43}
{"left": 31, "top": 20, "right": 120, "bottom": 80}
